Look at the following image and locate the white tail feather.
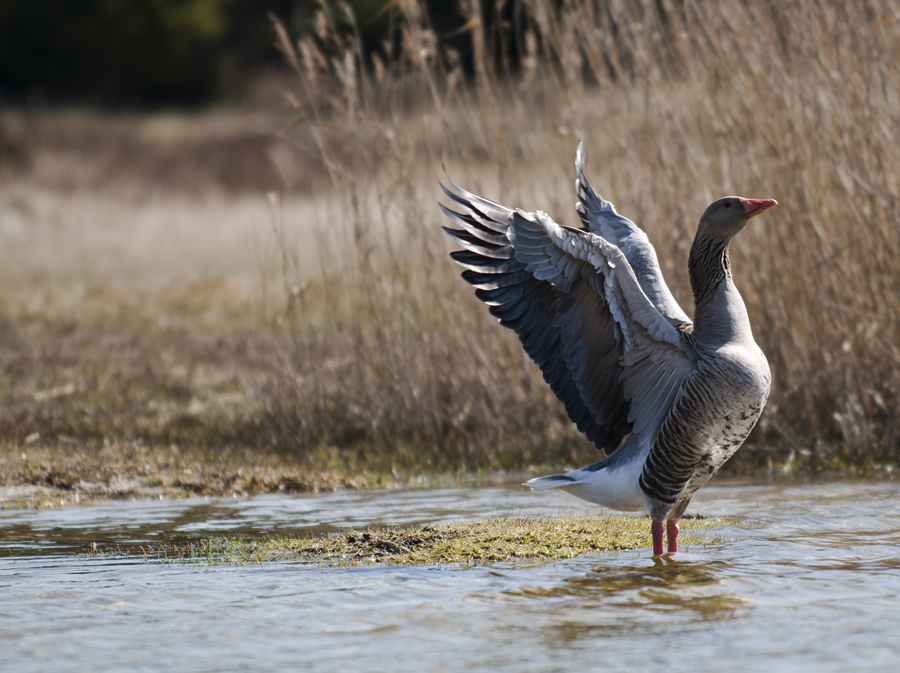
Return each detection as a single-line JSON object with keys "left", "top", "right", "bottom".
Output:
{"left": 524, "top": 475, "right": 574, "bottom": 490}
{"left": 524, "top": 460, "right": 647, "bottom": 512}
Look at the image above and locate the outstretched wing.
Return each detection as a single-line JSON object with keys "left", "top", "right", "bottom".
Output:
{"left": 575, "top": 140, "right": 692, "bottom": 329}
{"left": 442, "top": 182, "right": 697, "bottom": 455}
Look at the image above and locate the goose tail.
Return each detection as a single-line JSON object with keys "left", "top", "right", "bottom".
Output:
{"left": 523, "top": 449, "right": 648, "bottom": 512}
{"left": 523, "top": 474, "right": 577, "bottom": 490}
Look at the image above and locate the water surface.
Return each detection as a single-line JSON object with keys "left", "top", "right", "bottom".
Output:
{"left": 2, "top": 482, "right": 899, "bottom": 672}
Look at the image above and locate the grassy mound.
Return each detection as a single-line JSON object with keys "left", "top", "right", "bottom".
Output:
{"left": 145, "top": 516, "right": 727, "bottom": 566}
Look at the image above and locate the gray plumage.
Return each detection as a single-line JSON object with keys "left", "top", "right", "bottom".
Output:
{"left": 441, "top": 141, "right": 776, "bottom": 554}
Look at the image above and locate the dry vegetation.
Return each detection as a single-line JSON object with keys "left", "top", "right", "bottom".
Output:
{"left": 2, "top": 0, "right": 900, "bottom": 504}
{"left": 263, "top": 0, "right": 900, "bottom": 475}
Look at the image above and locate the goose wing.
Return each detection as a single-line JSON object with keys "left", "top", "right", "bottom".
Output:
{"left": 575, "top": 141, "right": 692, "bottom": 328}
{"left": 442, "top": 182, "right": 697, "bottom": 455}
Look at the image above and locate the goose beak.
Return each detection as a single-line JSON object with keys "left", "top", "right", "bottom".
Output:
{"left": 742, "top": 198, "right": 777, "bottom": 218}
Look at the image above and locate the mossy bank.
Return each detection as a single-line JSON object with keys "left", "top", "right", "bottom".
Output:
{"left": 125, "top": 516, "right": 730, "bottom": 567}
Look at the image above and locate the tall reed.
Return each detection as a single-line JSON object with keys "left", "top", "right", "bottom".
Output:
{"left": 259, "top": 0, "right": 900, "bottom": 473}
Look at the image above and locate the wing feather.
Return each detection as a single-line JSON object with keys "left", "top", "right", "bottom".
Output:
{"left": 442, "top": 181, "right": 699, "bottom": 456}
{"left": 443, "top": 228, "right": 512, "bottom": 259}
{"left": 440, "top": 206, "right": 509, "bottom": 246}
{"left": 575, "top": 141, "right": 692, "bottom": 328}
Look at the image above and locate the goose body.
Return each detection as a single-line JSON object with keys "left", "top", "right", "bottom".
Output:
{"left": 441, "top": 142, "right": 775, "bottom": 555}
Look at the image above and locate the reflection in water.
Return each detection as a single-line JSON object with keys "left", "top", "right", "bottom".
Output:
{"left": 2, "top": 482, "right": 900, "bottom": 673}
{"left": 0, "top": 500, "right": 248, "bottom": 555}
{"left": 519, "top": 558, "right": 728, "bottom": 604}
{"left": 511, "top": 558, "right": 748, "bottom": 650}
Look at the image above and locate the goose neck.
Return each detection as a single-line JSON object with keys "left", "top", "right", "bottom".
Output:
{"left": 688, "top": 234, "right": 754, "bottom": 346}
{"left": 688, "top": 233, "right": 730, "bottom": 304}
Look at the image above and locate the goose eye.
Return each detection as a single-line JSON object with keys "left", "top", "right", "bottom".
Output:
{"left": 723, "top": 202, "right": 731, "bottom": 208}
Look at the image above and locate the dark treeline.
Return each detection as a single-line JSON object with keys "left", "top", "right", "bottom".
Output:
{"left": 0, "top": 0, "right": 300, "bottom": 106}
{"left": 0, "top": 0, "right": 545, "bottom": 107}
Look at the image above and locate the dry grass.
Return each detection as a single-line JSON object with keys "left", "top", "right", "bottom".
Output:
{"left": 0, "top": 312, "right": 350, "bottom": 505}
{"left": 3, "top": 1, "right": 900, "bottom": 503}
{"left": 0, "top": 72, "right": 332, "bottom": 197}
{"left": 0, "top": 97, "right": 368, "bottom": 500}
{"left": 260, "top": 0, "right": 900, "bottom": 473}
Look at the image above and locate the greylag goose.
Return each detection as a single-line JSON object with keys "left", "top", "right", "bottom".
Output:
{"left": 441, "top": 141, "right": 775, "bottom": 556}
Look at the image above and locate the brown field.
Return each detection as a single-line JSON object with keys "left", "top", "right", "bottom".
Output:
{"left": 3, "top": 1, "right": 900, "bottom": 504}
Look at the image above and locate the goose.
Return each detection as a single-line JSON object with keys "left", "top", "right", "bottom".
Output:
{"left": 441, "top": 141, "right": 775, "bottom": 556}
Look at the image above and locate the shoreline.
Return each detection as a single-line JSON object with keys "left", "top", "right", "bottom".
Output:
{"left": 2, "top": 442, "right": 894, "bottom": 510}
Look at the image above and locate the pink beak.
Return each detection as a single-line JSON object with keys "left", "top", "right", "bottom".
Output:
{"left": 741, "top": 198, "right": 777, "bottom": 218}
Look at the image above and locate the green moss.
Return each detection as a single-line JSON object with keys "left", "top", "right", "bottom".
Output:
{"left": 147, "top": 515, "right": 727, "bottom": 566}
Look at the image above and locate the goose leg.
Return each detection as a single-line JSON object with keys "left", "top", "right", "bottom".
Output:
{"left": 651, "top": 520, "right": 664, "bottom": 556}
{"left": 666, "top": 519, "right": 680, "bottom": 553}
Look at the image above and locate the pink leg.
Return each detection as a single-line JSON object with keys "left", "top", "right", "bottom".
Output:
{"left": 667, "top": 519, "right": 680, "bottom": 554}
{"left": 651, "top": 520, "right": 664, "bottom": 556}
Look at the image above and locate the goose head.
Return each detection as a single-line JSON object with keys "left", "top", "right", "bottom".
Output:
{"left": 698, "top": 196, "right": 777, "bottom": 240}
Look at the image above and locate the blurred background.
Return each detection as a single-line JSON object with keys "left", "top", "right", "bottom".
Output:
{"left": 0, "top": 0, "right": 514, "bottom": 194}
{"left": 0, "top": 0, "right": 293, "bottom": 107}
{"left": 0, "top": 0, "right": 521, "bottom": 108}
{"left": 2, "top": 1, "right": 900, "bottom": 499}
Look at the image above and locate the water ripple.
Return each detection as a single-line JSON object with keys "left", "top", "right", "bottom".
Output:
{"left": 2, "top": 482, "right": 900, "bottom": 672}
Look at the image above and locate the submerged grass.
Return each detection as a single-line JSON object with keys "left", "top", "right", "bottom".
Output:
{"left": 113, "top": 516, "right": 726, "bottom": 567}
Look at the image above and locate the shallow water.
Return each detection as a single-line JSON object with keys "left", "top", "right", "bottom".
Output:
{"left": 2, "top": 482, "right": 899, "bottom": 673}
